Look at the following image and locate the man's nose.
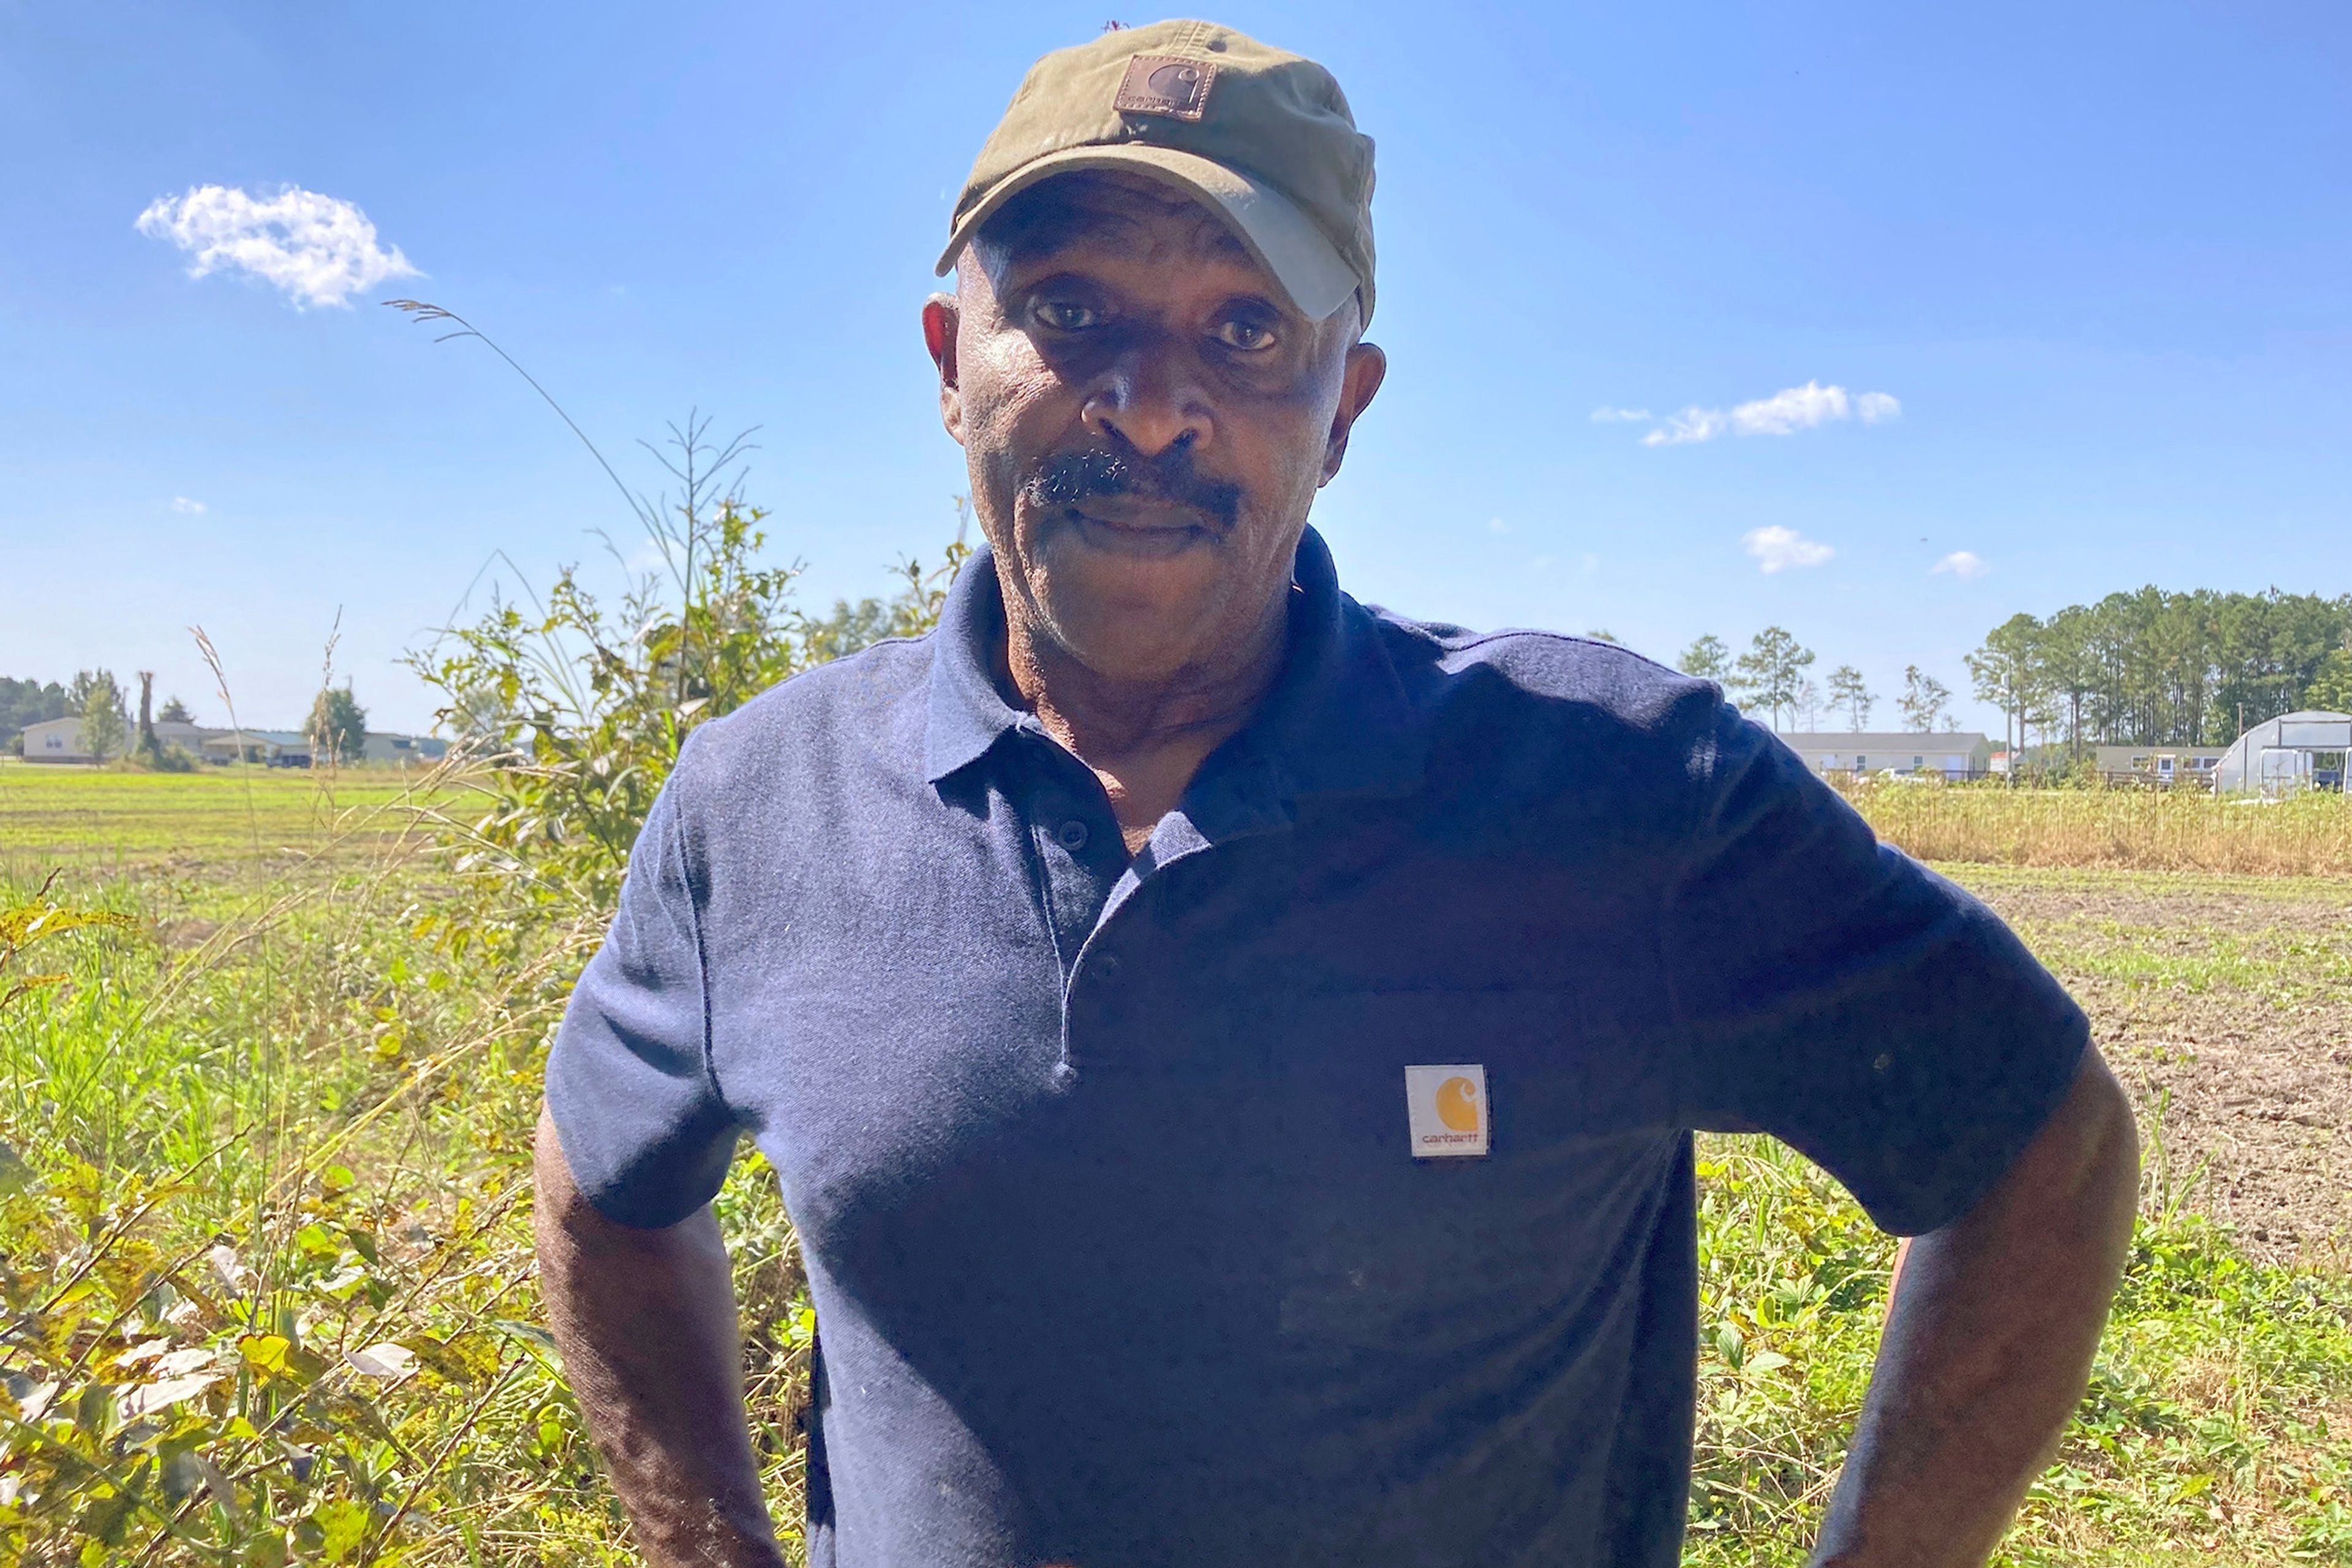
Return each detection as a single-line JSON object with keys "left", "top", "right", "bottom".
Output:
{"left": 1081, "top": 338, "right": 1213, "bottom": 459}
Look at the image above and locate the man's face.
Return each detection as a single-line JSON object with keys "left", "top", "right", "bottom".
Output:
{"left": 925, "top": 170, "right": 1385, "bottom": 687}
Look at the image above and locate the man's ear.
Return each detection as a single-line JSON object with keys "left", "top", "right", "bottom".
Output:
{"left": 1319, "top": 339, "right": 1387, "bottom": 487}
{"left": 923, "top": 292, "right": 965, "bottom": 448}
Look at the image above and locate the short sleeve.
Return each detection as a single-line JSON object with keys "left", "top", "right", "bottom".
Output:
{"left": 545, "top": 768, "right": 740, "bottom": 1229}
{"left": 1666, "top": 705, "right": 2088, "bottom": 1236}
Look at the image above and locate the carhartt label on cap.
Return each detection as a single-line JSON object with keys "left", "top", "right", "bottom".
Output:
{"left": 1403, "top": 1064, "right": 1488, "bottom": 1158}
{"left": 1114, "top": 55, "right": 1216, "bottom": 121}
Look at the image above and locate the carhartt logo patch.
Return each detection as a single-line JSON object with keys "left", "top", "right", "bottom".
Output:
{"left": 1403, "top": 1065, "right": 1488, "bottom": 1158}
{"left": 1114, "top": 55, "right": 1216, "bottom": 121}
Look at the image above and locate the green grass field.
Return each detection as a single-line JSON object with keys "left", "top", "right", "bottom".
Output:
{"left": 0, "top": 771, "right": 2345, "bottom": 1565}
{"left": 0, "top": 763, "right": 452, "bottom": 877}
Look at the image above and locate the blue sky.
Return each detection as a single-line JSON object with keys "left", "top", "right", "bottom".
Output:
{"left": 4, "top": 1, "right": 2346, "bottom": 734}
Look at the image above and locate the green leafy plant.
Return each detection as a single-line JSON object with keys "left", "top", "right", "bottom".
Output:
{"left": 408, "top": 428, "right": 967, "bottom": 916}
{"left": 385, "top": 301, "right": 969, "bottom": 919}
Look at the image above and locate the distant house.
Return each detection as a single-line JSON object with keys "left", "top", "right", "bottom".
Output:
{"left": 18, "top": 717, "right": 81, "bottom": 760}
{"left": 360, "top": 732, "right": 448, "bottom": 766}
{"left": 19, "top": 717, "right": 446, "bottom": 768}
{"left": 197, "top": 729, "right": 304, "bottom": 766}
{"left": 1779, "top": 731, "right": 1994, "bottom": 781}
{"left": 2090, "top": 744, "right": 2228, "bottom": 786}
{"left": 19, "top": 717, "right": 213, "bottom": 763}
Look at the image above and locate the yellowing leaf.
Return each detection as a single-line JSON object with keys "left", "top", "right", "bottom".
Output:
{"left": 239, "top": 1333, "right": 291, "bottom": 1375}
{"left": 312, "top": 1498, "right": 371, "bottom": 1562}
{"left": 0, "top": 905, "right": 138, "bottom": 955}
{"left": 396, "top": 1332, "right": 500, "bottom": 1387}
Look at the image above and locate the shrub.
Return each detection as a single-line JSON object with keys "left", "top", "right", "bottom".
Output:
{"left": 409, "top": 423, "right": 964, "bottom": 919}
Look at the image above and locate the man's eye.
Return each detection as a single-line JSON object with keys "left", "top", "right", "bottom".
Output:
{"left": 1032, "top": 300, "right": 1099, "bottom": 332}
{"left": 1214, "top": 318, "right": 1277, "bottom": 352}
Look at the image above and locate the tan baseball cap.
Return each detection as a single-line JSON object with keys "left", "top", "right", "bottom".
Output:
{"left": 937, "top": 20, "right": 1378, "bottom": 325}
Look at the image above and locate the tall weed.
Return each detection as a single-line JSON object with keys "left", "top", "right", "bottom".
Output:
{"left": 1847, "top": 780, "right": 2352, "bottom": 876}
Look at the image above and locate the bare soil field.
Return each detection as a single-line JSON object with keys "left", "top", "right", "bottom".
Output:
{"left": 1950, "top": 864, "right": 2352, "bottom": 1268}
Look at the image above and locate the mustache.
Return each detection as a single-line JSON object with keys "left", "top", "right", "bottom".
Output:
{"left": 1024, "top": 442, "right": 1243, "bottom": 531}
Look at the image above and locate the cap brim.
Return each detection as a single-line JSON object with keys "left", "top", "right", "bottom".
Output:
{"left": 935, "top": 144, "right": 1360, "bottom": 323}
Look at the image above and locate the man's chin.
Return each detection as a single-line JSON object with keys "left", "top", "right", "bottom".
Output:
{"left": 1011, "top": 512, "right": 1256, "bottom": 679}
{"left": 1028, "top": 586, "right": 1228, "bottom": 687}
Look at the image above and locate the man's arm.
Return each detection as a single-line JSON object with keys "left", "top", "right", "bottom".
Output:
{"left": 534, "top": 1107, "right": 786, "bottom": 1568}
{"left": 1809, "top": 1051, "right": 2140, "bottom": 1568}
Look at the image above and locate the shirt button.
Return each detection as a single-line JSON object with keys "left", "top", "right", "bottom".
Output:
{"left": 1055, "top": 819, "right": 1090, "bottom": 852}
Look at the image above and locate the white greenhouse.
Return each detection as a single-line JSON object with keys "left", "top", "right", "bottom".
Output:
{"left": 2213, "top": 710, "right": 2351, "bottom": 796}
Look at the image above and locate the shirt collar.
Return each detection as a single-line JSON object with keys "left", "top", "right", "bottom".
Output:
{"left": 921, "top": 541, "right": 1027, "bottom": 785}
{"left": 922, "top": 526, "right": 1428, "bottom": 807}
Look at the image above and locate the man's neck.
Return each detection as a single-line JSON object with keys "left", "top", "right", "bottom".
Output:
{"left": 1001, "top": 590, "right": 1292, "bottom": 854}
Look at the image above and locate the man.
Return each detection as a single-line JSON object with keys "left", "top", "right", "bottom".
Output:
{"left": 535, "top": 21, "right": 2138, "bottom": 1568}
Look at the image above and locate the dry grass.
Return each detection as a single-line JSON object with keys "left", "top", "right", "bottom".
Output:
{"left": 1847, "top": 783, "right": 2352, "bottom": 876}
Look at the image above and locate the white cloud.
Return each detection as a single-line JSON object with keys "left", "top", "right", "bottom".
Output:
{"left": 1642, "top": 407, "right": 1730, "bottom": 447}
{"left": 1743, "top": 525, "right": 1834, "bottom": 574}
{"left": 1590, "top": 406, "right": 1652, "bottom": 423}
{"left": 1731, "top": 380, "right": 1849, "bottom": 435}
{"left": 135, "top": 184, "right": 418, "bottom": 309}
{"left": 1487, "top": 517, "right": 1510, "bottom": 534}
{"left": 1933, "top": 549, "right": 1988, "bottom": 579}
{"left": 169, "top": 496, "right": 206, "bottom": 514}
{"left": 1635, "top": 381, "right": 1901, "bottom": 446}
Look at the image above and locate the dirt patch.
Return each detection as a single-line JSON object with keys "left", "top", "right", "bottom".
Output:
{"left": 155, "top": 918, "right": 221, "bottom": 952}
{"left": 1953, "top": 868, "right": 2352, "bottom": 1268}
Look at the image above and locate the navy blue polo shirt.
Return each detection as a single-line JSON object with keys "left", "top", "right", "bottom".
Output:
{"left": 546, "top": 527, "right": 2087, "bottom": 1568}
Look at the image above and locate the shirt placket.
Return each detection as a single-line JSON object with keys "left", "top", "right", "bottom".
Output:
{"left": 1058, "top": 750, "right": 1297, "bottom": 1080}
{"left": 1010, "top": 726, "right": 1128, "bottom": 998}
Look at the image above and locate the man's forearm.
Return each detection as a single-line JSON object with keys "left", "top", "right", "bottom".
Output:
{"left": 1811, "top": 1054, "right": 2139, "bottom": 1568}
{"left": 534, "top": 1109, "right": 786, "bottom": 1568}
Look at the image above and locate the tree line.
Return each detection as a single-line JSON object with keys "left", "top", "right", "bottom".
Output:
{"left": 1670, "top": 587, "right": 2352, "bottom": 753}
{"left": 0, "top": 677, "right": 72, "bottom": 751}
{"left": 1964, "top": 587, "right": 2352, "bottom": 761}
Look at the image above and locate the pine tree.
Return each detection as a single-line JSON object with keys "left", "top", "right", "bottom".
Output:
{"left": 1733, "top": 628, "right": 1816, "bottom": 731}
{"left": 1826, "top": 665, "right": 1874, "bottom": 729}
{"left": 1898, "top": 665, "right": 1953, "bottom": 733}
{"left": 1677, "top": 635, "right": 1731, "bottom": 683}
